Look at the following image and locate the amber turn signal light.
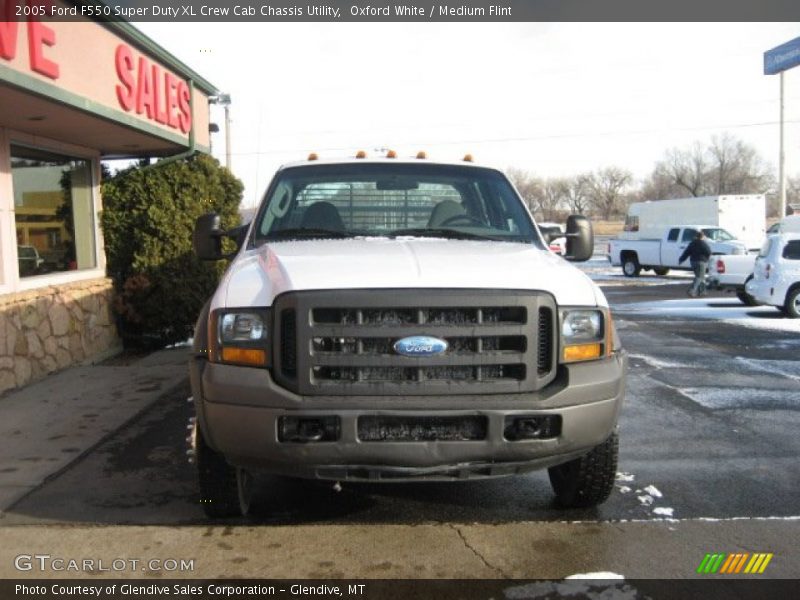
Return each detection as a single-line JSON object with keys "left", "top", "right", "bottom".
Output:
{"left": 221, "top": 347, "right": 267, "bottom": 367}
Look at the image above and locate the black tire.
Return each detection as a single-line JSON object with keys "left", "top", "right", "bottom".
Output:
{"left": 736, "top": 276, "right": 760, "bottom": 307}
{"left": 784, "top": 287, "right": 800, "bottom": 319}
{"left": 196, "top": 426, "right": 252, "bottom": 518}
{"left": 548, "top": 433, "right": 618, "bottom": 508}
{"left": 621, "top": 256, "right": 641, "bottom": 278}
{"left": 653, "top": 267, "right": 669, "bottom": 276}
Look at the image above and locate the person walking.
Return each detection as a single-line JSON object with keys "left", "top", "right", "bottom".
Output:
{"left": 679, "top": 230, "right": 712, "bottom": 297}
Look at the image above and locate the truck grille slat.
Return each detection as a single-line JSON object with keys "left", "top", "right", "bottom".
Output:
{"left": 273, "top": 290, "right": 557, "bottom": 396}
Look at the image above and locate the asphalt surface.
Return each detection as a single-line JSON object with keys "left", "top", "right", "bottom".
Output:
{"left": 2, "top": 281, "right": 799, "bottom": 580}
{"left": 3, "top": 283, "right": 799, "bottom": 525}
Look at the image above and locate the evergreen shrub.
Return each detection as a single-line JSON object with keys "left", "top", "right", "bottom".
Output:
{"left": 101, "top": 154, "right": 243, "bottom": 348}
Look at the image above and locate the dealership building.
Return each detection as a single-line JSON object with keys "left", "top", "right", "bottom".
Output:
{"left": 0, "top": 12, "right": 217, "bottom": 394}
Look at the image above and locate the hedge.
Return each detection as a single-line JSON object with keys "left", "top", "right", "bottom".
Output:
{"left": 101, "top": 154, "right": 243, "bottom": 348}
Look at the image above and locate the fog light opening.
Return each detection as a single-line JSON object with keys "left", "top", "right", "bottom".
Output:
{"left": 504, "top": 415, "right": 561, "bottom": 441}
{"left": 279, "top": 416, "right": 340, "bottom": 443}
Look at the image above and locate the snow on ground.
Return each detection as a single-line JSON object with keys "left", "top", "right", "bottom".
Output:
{"left": 679, "top": 387, "right": 799, "bottom": 410}
{"left": 734, "top": 357, "right": 800, "bottom": 381}
{"left": 612, "top": 297, "right": 800, "bottom": 333}
{"left": 577, "top": 256, "right": 692, "bottom": 285}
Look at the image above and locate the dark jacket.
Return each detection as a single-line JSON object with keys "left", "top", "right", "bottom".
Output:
{"left": 679, "top": 238, "right": 712, "bottom": 264}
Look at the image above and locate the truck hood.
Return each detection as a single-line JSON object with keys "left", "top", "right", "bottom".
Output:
{"left": 214, "top": 238, "right": 604, "bottom": 309}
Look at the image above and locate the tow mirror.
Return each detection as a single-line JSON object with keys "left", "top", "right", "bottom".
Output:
{"left": 565, "top": 215, "right": 593, "bottom": 262}
{"left": 193, "top": 213, "right": 224, "bottom": 261}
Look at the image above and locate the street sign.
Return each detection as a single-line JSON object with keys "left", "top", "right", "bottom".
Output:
{"left": 764, "top": 36, "right": 800, "bottom": 75}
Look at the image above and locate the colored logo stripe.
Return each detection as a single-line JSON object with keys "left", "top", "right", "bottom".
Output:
{"left": 697, "top": 552, "right": 773, "bottom": 574}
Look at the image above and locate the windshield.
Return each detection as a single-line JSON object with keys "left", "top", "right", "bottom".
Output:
{"left": 702, "top": 228, "right": 735, "bottom": 242}
{"left": 758, "top": 238, "right": 774, "bottom": 258}
{"left": 253, "top": 163, "right": 540, "bottom": 245}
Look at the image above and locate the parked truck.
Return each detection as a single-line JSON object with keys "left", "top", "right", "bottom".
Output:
{"left": 708, "top": 213, "right": 800, "bottom": 304}
{"left": 622, "top": 194, "right": 766, "bottom": 252}
{"left": 608, "top": 225, "right": 748, "bottom": 277}
{"left": 189, "top": 153, "right": 627, "bottom": 517}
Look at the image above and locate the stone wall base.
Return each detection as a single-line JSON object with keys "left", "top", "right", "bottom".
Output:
{"left": 0, "top": 278, "right": 121, "bottom": 395}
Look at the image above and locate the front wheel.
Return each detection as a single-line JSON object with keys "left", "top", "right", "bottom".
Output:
{"left": 622, "top": 257, "right": 641, "bottom": 278}
{"left": 196, "top": 424, "right": 253, "bottom": 518}
{"left": 783, "top": 288, "right": 800, "bottom": 319}
{"left": 653, "top": 267, "right": 669, "bottom": 276}
{"left": 548, "top": 433, "right": 618, "bottom": 508}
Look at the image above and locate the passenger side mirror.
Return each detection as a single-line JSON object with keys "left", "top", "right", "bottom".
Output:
{"left": 564, "top": 215, "right": 594, "bottom": 262}
{"left": 193, "top": 213, "right": 225, "bottom": 261}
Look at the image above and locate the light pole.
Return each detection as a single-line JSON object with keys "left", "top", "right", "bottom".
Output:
{"left": 210, "top": 93, "right": 232, "bottom": 170}
{"left": 764, "top": 37, "right": 800, "bottom": 218}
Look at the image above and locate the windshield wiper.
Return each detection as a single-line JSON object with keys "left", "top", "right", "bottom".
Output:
{"left": 388, "top": 227, "right": 504, "bottom": 241}
{"left": 264, "top": 228, "right": 355, "bottom": 241}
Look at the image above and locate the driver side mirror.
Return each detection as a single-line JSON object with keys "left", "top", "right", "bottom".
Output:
{"left": 564, "top": 215, "right": 594, "bottom": 262}
{"left": 193, "top": 213, "right": 225, "bottom": 261}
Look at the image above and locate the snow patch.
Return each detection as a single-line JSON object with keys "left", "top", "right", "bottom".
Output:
{"left": 653, "top": 507, "right": 675, "bottom": 517}
{"left": 613, "top": 297, "right": 800, "bottom": 333}
{"left": 680, "top": 387, "right": 799, "bottom": 409}
{"left": 565, "top": 572, "right": 625, "bottom": 580}
{"left": 617, "top": 486, "right": 632, "bottom": 494}
{"left": 615, "top": 472, "right": 635, "bottom": 482}
{"left": 637, "top": 495, "right": 654, "bottom": 506}
{"left": 643, "top": 485, "right": 663, "bottom": 498}
{"left": 735, "top": 356, "right": 800, "bottom": 381}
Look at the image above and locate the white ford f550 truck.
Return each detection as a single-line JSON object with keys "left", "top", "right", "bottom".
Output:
{"left": 189, "top": 155, "right": 627, "bottom": 517}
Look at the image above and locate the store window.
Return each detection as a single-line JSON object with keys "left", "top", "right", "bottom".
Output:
{"left": 11, "top": 145, "right": 96, "bottom": 278}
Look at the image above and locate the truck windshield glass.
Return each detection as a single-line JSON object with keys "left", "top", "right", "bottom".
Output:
{"left": 254, "top": 163, "right": 540, "bottom": 245}
{"left": 702, "top": 228, "right": 735, "bottom": 242}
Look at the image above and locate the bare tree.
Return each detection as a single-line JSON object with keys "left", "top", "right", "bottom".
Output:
{"left": 641, "top": 134, "right": 775, "bottom": 199}
{"left": 787, "top": 174, "right": 800, "bottom": 215}
{"left": 506, "top": 167, "right": 543, "bottom": 214}
{"left": 586, "top": 167, "right": 633, "bottom": 220}
{"left": 562, "top": 174, "right": 592, "bottom": 214}
{"left": 707, "top": 133, "right": 773, "bottom": 195}
{"left": 539, "top": 178, "right": 568, "bottom": 221}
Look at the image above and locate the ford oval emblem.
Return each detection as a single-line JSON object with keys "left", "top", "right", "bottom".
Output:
{"left": 393, "top": 336, "right": 448, "bottom": 357}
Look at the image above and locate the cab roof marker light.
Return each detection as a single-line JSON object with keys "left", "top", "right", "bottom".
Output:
{"left": 307, "top": 152, "right": 318, "bottom": 161}
{"left": 386, "top": 149, "right": 397, "bottom": 158}
{"left": 463, "top": 153, "right": 474, "bottom": 162}
{"left": 355, "top": 150, "right": 367, "bottom": 159}
{"left": 416, "top": 151, "right": 427, "bottom": 159}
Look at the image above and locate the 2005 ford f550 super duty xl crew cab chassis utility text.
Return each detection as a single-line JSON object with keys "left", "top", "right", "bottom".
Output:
{"left": 189, "top": 154, "right": 627, "bottom": 517}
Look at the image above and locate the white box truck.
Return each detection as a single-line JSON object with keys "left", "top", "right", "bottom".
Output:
{"left": 621, "top": 194, "right": 766, "bottom": 252}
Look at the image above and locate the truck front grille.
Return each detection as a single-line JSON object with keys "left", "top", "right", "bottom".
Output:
{"left": 274, "top": 289, "right": 557, "bottom": 396}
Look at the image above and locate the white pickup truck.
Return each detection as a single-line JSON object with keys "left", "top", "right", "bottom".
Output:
{"left": 707, "top": 254, "right": 758, "bottom": 305}
{"left": 189, "top": 154, "right": 627, "bottom": 517}
{"left": 607, "top": 225, "right": 748, "bottom": 277}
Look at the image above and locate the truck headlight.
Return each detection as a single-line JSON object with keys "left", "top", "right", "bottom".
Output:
{"left": 210, "top": 309, "right": 270, "bottom": 367}
{"left": 559, "top": 308, "right": 607, "bottom": 363}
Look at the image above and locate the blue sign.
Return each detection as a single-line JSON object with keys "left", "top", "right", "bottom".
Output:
{"left": 764, "top": 36, "right": 800, "bottom": 75}
{"left": 393, "top": 336, "right": 448, "bottom": 358}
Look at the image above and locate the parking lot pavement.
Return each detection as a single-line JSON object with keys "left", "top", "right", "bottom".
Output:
{"left": 0, "top": 347, "right": 189, "bottom": 513}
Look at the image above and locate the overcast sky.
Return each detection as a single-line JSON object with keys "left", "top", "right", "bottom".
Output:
{"left": 134, "top": 22, "right": 800, "bottom": 208}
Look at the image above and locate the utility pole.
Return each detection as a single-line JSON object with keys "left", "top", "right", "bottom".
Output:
{"left": 210, "top": 93, "right": 232, "bottom": 170}
{"left": 779, "top": 72, "right": 786, "bottom": 218}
